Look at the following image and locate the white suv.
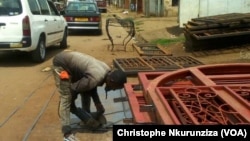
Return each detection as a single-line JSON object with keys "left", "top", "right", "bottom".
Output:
{"left": 0, "top": 0, "right": 68, "bottom": 63}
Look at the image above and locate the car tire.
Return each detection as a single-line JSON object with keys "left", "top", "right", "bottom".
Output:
{"left": 31, "top": 36, "right": 46, "bottom": 63}
{"left": 60, "top": 29, "right": 68, "bottom": 49}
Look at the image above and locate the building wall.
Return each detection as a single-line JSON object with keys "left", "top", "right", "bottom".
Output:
{"left": 143, "top": 0, "right": 165, "bottom": 16}
{"left": 164, "top": 0, "right": 178, "bottom": 17}
{"left": 142, "top": 0, "right": 178, "bottom": 17}
{"left": 109, "top": 0, "right": 179, "bottom": 17}
{"left": 179, "top": 0, "right": 250, "bottom": 27}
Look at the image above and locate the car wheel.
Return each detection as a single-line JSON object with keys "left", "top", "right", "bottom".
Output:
{"left": 31, "top": 36, "right": 46, "bottom": 63}
{"left": 60, "top": 29, "right": 68, "bottom": 49}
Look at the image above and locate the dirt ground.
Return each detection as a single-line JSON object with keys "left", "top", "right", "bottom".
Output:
{"left": 0, "top": 6, "right": 250, "bottom": 141}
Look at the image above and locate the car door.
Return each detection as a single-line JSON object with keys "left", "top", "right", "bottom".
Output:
{"left": 0, "top": 0, "right": 23, "bottom": 45}
{"left": 37, "top": 0, "right": 56, "bottom": 45}
{"left": 47, "top": 1, "right": 65, "bottom": 43}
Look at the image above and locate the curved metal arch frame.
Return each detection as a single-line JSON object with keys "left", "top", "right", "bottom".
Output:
{"left": 105, "top": 17, "right": 135, "bottom": 51}
{"left": 138, "top": 63, "right": 250, "bottom": 125}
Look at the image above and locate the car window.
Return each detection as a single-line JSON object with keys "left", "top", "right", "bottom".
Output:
{"left": 37, "top": 0, "right": 50, "bottom": 15}
{"left": 66, "top": 2, "right": 79, "bottom": 11}
{"left": 66, "top": 2, "right": 97, "bottom": 12}
{"left": 48, "top": 1, "right": 59, "bottom": 15}
{"left": 87, "top": 4, "right": 96, "bottom": 11}
{"left": 28, "top": 0, "right": 41, "bottom": 15}
{"left": 0, "top": 0, "right": 22, "bottom": 16}
{"left": 78, "top": 3, "right": 88, "bottom": 11}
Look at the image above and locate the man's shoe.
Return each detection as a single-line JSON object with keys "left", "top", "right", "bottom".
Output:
{"left": 85, "top": 118, "right": 101, "bottom": 130}
{"left": 63, "top": 133, "right": 80, "bottom": 141}
{"left": 91, "top": 113, "right": 107, "bottom": 125}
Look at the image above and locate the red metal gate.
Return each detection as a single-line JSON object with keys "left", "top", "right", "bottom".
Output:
{"left": 123, "top": 63, "right": 250, "bottom": 125}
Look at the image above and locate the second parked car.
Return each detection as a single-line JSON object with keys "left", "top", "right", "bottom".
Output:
{"left": 63, "top": 1, "right": 102, "bottom": 35}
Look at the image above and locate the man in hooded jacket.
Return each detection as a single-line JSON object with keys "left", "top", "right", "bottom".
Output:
{"left": 52, "top": 51, "right": 127, "bottom": 141}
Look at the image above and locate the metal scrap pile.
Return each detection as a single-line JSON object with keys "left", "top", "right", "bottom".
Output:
{"left": 183, "top": 13, "right": 250, "bottom": 52}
